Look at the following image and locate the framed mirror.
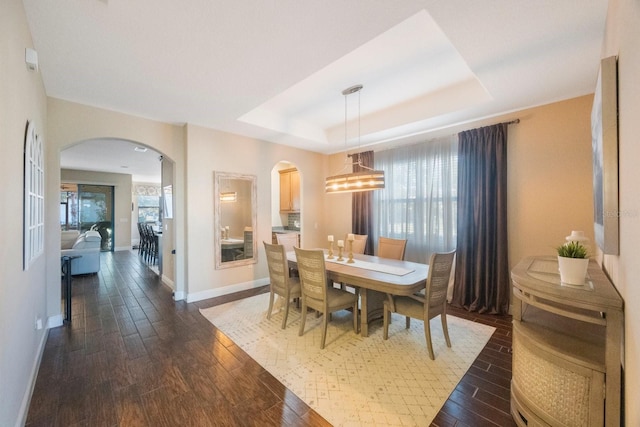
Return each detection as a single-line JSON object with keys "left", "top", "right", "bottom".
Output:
{"left": 214, "top": 171, "right": 257, "bottom": 269}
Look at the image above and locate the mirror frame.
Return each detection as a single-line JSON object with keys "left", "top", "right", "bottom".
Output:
{"left": 214, "top": 171, "right": 257, "bottom": 269}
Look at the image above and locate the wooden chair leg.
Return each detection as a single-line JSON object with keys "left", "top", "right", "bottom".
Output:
{"left": 405, "top": 316, "right": 410, "bottom": 329}
{"left": 267, "top": 292, "right": 275, "bottom": 320}
{"left": 441, "top": 313, "right": 451, "bottom": 348}
{"left": 281, "top": 299, "right": 290, "bottom": 329}
{"left": 298, "top": 301, "right": 307, "bottom": 337}
{"left": 425, "top": 321, "right": 435, "bottom": 360}
{"left": 320, "top": 312, "right": 328, "bottom": 349}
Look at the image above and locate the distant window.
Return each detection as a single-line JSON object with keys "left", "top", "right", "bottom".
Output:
{"left": 135, "top": 188, "right": 160, "bottom": 223}
{"left": 24, "top": 121, "right": 44, "bottom": 270}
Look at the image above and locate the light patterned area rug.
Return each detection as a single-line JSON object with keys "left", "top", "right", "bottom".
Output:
{"left": 200, "top": 293, "right": 494, "bottom": 427}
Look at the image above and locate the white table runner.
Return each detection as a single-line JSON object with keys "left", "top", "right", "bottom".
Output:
{"left": 325, "top": 255, "right": 414, "bottom": 276}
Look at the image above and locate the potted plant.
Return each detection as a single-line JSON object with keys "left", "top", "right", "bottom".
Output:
{"left": 556, "top": 240, "right": 589, "bottom": 285}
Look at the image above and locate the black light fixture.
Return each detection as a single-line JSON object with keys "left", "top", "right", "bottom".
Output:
{"left": 325, "top": 84, "right": 385, "bottom": 194}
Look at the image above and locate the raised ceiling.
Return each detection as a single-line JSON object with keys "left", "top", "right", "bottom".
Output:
{"left": 25, "top": 0, "right": 607, "bottom": 178}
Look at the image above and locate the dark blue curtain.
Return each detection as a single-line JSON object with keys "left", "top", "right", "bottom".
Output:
{"left": 352, "top": 151, "right": 374, "bottom": 255}
{"left": 452, "top": 124, "right": 510, "bottom": 314}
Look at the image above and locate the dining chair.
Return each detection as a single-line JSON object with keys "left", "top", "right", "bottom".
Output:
{"left": 276, "top": 232, "right": 298, "bottom": 253}
{"left": 347, "top": 234, "right": 368, "bottom": 254}
{"left": 382, "top": 250, "right": 456, "bottom": 360}
{"left": 377, "top": 236, "right": 407, "bottom": 260}
{"left": 137, "top": 222, "right": 147, "bottom": 257}
{"left": 294, "top": 247, "right": 358, "bottom": 349}
{"left": 263, "top": 242, "right": 301, "bottom": 329}
{"left": 141, "top": 224, "right": 158, "bottom": 264}
{"left": 243, "top": 228, "right": 253, "bottom": 259}
{"left": 276, "top": 232, "right": 299, "bottom": 276}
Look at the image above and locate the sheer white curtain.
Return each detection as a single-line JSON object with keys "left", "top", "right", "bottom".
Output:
{"left": 373, "top": 135, "right": 458, "bottom": 264}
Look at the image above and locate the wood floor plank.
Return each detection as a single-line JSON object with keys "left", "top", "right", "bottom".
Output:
{"left": 446, "top": 388, "right": 516, "bottom": 426}
{"left": 112, "top": 384, "right": 148, "bottom": 427}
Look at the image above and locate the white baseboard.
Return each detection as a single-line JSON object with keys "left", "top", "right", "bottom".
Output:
{"left": 47, "top": 314, "right": 63, "bottom": 329}
{"left": 17, "top": 327, "right": 49, "bottom": 427}
{"left": 173, "top": 290, "right": 186, "bottom": 301}
{"left": 186, "top": 277, "right": 269, "bottom": 303}
{"left": 114, "top": 246, "right": 131, "bottom": 252}
{"left": 161, "top": 274, "right": 175, "bottom": 290}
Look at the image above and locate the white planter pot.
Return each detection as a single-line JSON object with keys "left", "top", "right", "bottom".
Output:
{"left": 557, "top": 256, "right": 589, "bottom": 285}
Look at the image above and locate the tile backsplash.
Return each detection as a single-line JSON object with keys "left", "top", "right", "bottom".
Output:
{"left": 287, "top": 213, "right": 300, "bottom": 230}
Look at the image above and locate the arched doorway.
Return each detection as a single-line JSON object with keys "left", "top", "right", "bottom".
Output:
{"left": 60, "top": 138, "right": 177, "bottom": 290}
{"left": 271, "top": 161, "right": 302, "bottom": 247}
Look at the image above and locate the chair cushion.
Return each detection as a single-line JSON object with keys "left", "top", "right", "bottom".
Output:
{"left": 326, "top": 287, "right": 357, "bottom": 309}
{"left": 392, "top": 296, "right": 424, "bottom": 320}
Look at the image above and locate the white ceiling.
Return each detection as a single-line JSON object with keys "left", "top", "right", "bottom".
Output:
{"left": 24, "top": 0, "right": 608, "bottom": 181}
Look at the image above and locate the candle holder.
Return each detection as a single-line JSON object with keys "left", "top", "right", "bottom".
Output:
{"left": 327, "top": 241, "right": 334, "bottom": 259}
{"left": 337, "top": 245, "right": 344, "bottom": 261}
{"left": 347, "top": 240, "right": 355, "bottom": 263}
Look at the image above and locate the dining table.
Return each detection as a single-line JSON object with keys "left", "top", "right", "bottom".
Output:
{"left": 287, "top": 250, "right": 429, "bottom": 337}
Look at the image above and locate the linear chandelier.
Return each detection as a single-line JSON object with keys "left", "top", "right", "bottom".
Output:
{"left": 325, "top": 84, "right": 385, "bottom": 194}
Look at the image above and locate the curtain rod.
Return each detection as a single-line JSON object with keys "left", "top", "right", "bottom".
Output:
{"left": 346, "top": 118, "right": 520, "bottom": 157}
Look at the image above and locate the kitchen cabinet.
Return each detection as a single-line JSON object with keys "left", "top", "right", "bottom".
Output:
{"left": 279, "top": 168, "right": 300, "bottom": 212}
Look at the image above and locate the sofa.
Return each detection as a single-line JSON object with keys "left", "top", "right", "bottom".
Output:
{"left": 61, "top": 230, "right": 80, "bottom": 249}
{"left": 61, "top": 230, "right": 102, "bottom": 275}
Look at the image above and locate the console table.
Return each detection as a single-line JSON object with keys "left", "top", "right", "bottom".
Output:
{"left": 510, "top": 256, "right": 623, "bottom": 427}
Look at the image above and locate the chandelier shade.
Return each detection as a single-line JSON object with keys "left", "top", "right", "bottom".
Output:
{"left": 325, "top": 170, "right": 385, "bottom": 194}
{"left": 219, "top": 191, "right": 237, "bottom": 202}
{"left": 325, "top": 84, "right": 385, "bottom": 194}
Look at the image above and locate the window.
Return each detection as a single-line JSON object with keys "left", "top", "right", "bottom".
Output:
{"left": 134, "top": 184, "right": 161, "bottom": 223}
{"left": 24, "top": 121, "right": 45, "bottom": 270}
{"left": 373, "top": 135, "right": 458, "bottom": 263}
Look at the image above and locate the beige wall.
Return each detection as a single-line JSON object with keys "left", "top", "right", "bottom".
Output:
{"left": 183, "top": 124, "right": 326, "bottom": 300}
{"left": 61, "top": 169, "right": 133, "bottom": 251}
{"left": 506, "top": 96, "right": 594, "bottom": 266}
{"left": 46, "top": 99, "right": 329, "bottom": 303}
{"left": 601, "top": 0, "right": 640, "bottom": 424}
{"left": 0, "top": 1, "right": 49, "bottom": 425}
{"left": 161, "top": 158, "right": 176, "bottom": 288}
{"left": 46, "top": 98, "right": 187, "bottom": 303}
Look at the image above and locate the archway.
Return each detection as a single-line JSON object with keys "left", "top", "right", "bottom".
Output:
{"left": 271, "top": 161, "right": 302, "bottom": 247}
{"left": 60, "top": 138, "right": 177, "bottom": 292}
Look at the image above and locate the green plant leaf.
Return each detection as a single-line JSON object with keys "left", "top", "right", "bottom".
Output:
{"left": 556, "top": 241, "right": 588, "bottom": 258}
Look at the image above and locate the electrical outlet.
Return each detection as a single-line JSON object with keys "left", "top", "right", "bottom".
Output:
{"left": 35, "top": 316, "right": 43, "bottom": 330}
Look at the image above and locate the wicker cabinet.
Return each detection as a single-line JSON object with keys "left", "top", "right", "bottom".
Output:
{"left": 279, "top": 168, "right": 300, "bottom": 212}
{"left": 510, "top": 256, "right": 623, "bottom": 427}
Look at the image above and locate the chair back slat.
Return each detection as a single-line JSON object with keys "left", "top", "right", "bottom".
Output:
{"left": 348, "top": 234, "right": 368, "bottom": 254}
{"left": 377, "top": 237, "right": 407, "bottom": 260}
{"left": 426, "top": 251, "right": 456, "bottom": 309}
{"left": 264, "top": 242, "right": 288, "bottom": 294}
{"left": 276, "top": 232, "right": 298, "bottom": 253}
{"left": 244, "top": 229, "right": 253, "bottom": 258}
{"left": 293, "top": 248, "right": 327, "bottom": 306}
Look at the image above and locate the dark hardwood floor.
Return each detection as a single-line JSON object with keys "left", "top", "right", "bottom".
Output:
{"left": 26, "top": 250, "right": 515, "bottom": 426}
